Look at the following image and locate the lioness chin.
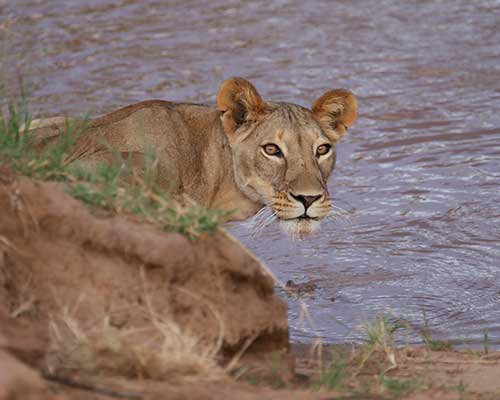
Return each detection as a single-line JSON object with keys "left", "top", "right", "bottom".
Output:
{"left": 29, "top": 78, "right": 357, "bottom": 237}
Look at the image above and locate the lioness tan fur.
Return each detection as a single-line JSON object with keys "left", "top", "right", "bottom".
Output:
{"left": 29, "top": 78, "right": 357, "bottom": 236}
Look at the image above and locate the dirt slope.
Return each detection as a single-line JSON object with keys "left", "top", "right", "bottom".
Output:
{"left": 0, "top": 171, "right": 288, "bottom": 388}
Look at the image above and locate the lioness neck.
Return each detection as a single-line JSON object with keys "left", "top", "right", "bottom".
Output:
{"left": 173, "top": 104, "right": 263, "bottom": 221}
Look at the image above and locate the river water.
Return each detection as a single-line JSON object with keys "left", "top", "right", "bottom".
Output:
{"left": 2, "top": 0, "right": 500, "bottom": 346}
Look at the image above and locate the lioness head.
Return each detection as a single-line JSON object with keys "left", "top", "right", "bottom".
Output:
{"left": 217, "top": 77, "right": 357, "bottom": 237}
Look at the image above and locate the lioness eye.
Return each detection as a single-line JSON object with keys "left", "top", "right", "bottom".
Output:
{"left": 316, "top": 144, "right": 332, "bottom": 157}
{"left": 263, "top": 143, "right": 283, "bottom": 157}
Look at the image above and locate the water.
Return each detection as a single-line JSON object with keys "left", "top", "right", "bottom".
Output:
{"left": 2, "top": 0, "right": 500, "bottom": 346}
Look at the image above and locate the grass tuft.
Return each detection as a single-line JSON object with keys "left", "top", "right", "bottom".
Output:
{"left": 483, "top": 329, "right": 489, "bottom": 355}
{"left": 422, "top": 312, "right": 454, "bottom": 351}
{"left": 357, "top": 315, "right": 401, "bottom": 375}
{"left": 381, "top": 376, "right": 424, "bottom": 396}
{"left": 314, "top": 361, "right": 347, "bottom": 391}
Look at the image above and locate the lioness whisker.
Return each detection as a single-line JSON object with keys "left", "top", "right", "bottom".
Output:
{"left": 326, "top": 211, "right": 353, "bottom": 228}
{"left": 327, "top": 210, "right": 352, "bottom": 219}
{"left": 245, "top": 206, "right": 268, "bottom": 229}
{"left": 255, "top": 212, "right": 276, "bottom": 235}
{"left": 262, "top": 211, "right": 277, "bottom": 228}
{"left": 247, "top": 207, "right": 276, "bottom": 238}
{"left": 252, "top": 207, "right": 268, "bottom": 223}
{"left": 331, "top": 204, "right": 352, "bottom": 215}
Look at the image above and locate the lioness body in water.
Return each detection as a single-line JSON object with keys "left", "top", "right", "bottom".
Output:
{"left": 30, "top": 78, "right": 357, "bottom": 236}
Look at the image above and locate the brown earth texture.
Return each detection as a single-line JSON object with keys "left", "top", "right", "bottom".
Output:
{"left": 1, "top": 170, "right": 500, "bottom": 400}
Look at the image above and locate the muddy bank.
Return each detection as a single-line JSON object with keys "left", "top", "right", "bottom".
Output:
{"left": 0, "top": 171, "right": 288, "bottom": 379}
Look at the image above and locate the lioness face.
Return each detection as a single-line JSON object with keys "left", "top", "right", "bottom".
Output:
{"left": 217, "top": 78, "right": 357, "bottom": 237}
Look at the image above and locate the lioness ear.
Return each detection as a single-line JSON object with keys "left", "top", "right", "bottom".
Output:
{"left": 312, "top": 89, "right": 358, "bottom": 142}
{"left": 217, "top": 77, "right": 266, "bottom": 135}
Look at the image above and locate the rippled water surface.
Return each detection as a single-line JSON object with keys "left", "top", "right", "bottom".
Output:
{"left": 2, "top": 0, "right": 500, "bottom": 346}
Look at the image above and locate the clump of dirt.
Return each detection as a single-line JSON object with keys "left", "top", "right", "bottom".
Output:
{"left": 0, "top": 172, "right": 288, "bottom": 382}
{"left": 0, "top": 304, "right": 51, "bottom": 400}
{"left": 0, "top": 350, "right": 48, "bottom": 400}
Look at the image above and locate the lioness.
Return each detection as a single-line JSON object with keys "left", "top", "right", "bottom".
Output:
{"left": 30, "top": 78, "right": 357, "bottom": 236}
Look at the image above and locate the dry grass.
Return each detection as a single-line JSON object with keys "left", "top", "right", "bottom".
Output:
{"left": 46, "top": 283, "right": 225, "bottom": 382}
{"left": 355, "top": 315, "right": 401, "bottom": 376}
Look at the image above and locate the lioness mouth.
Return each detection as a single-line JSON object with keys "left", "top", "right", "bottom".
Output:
{"left": 297, "top": 215, "right": 318, "bottom": 220}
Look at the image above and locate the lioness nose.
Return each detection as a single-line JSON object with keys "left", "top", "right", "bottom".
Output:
{"left": 291, "top": 193, "right": 322, "bottom": 209}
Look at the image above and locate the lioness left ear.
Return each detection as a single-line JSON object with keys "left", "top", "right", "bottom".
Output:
{"left": 312, "top": 89, "right": 358, "bottom": 142}
{"left": 217, "top": 77, "right": 267, "bottom": 136}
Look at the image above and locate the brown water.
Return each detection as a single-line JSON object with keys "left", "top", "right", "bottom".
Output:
{"left": 2, "top": 0, "right": 500, "bottom": 346}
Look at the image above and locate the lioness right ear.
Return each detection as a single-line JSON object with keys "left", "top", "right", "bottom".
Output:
{"left": 217, "top": 77, "right": 266, "bottom": 136}
{"left": 312, "top": 89, "right": 358, "bottom": 142}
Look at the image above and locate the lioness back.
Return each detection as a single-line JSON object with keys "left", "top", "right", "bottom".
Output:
{"left": 32, "top": 101, "right": 233, "bottom": 206}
